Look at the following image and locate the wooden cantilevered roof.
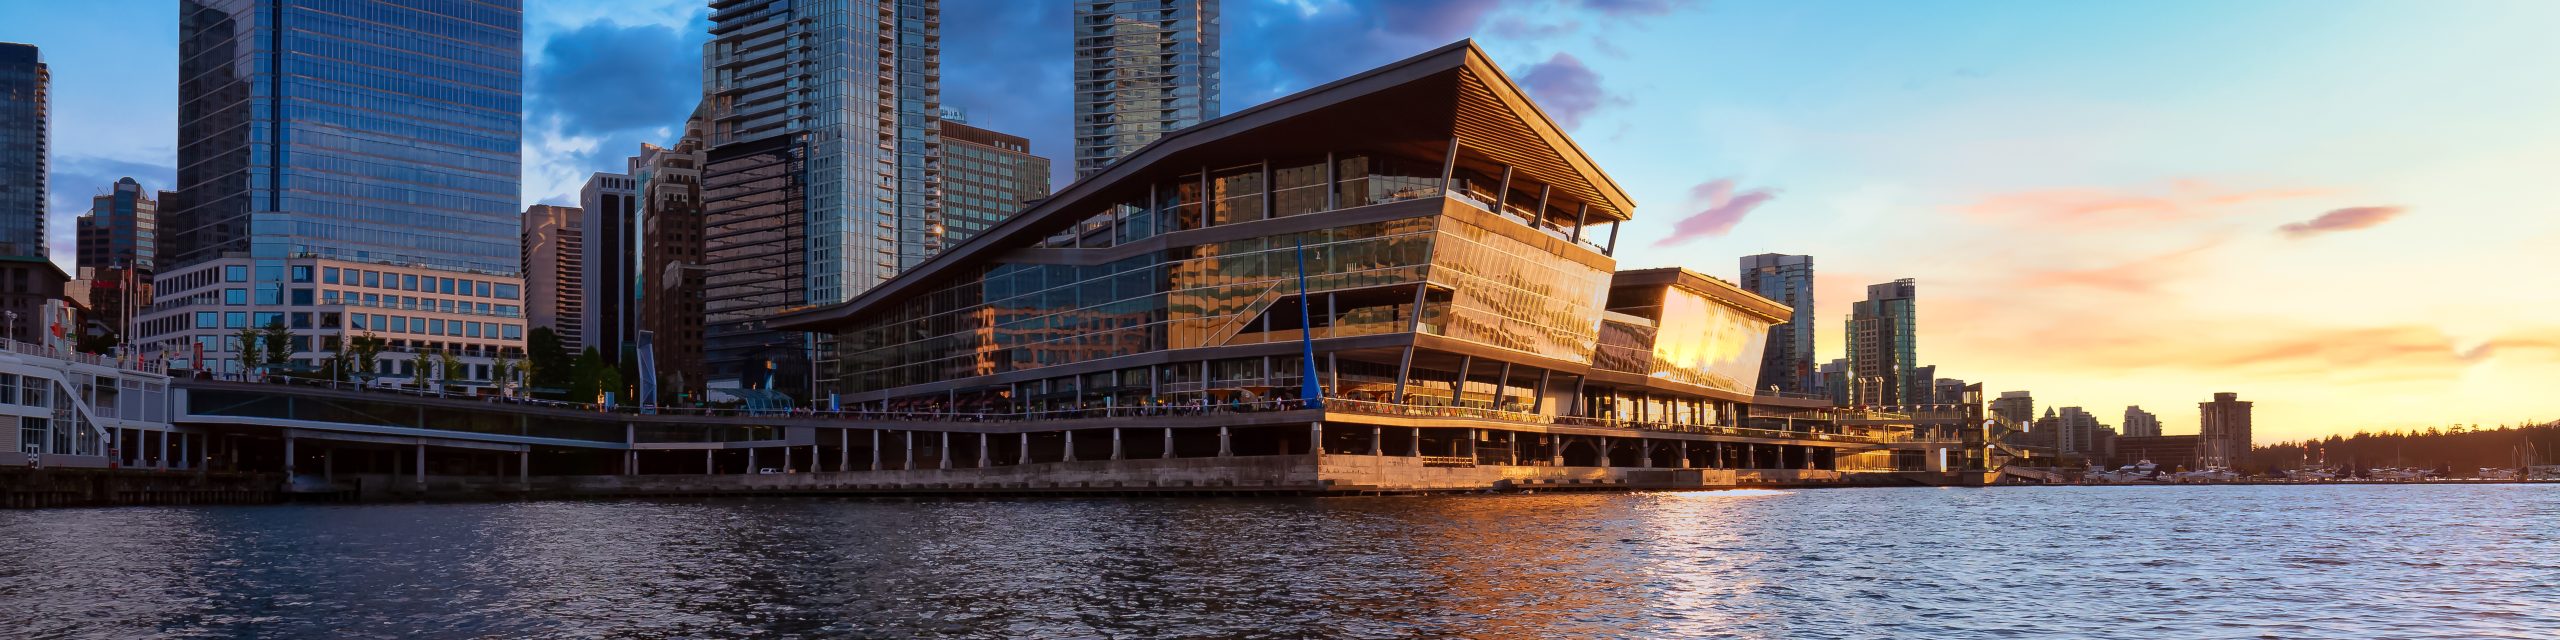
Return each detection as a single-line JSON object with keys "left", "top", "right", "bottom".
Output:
{"left": 773, "top": 40, "right": 1636, "bottom": 332}
{"left": 1611, "top": 267, "right": 1794, "bottom": 324}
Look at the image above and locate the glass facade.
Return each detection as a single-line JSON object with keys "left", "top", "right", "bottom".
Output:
{"left": 0, "top": 43, "right": 45, "bottom": 259}
{"left": 821, "top": 134, "right": 1625, "bottom": 399}
{"left": 1073, "top": 0, "right": 1219, "bottom": 178}
{"left": 939, "top": 121, "right": 1050, "bottom": 244}
{"left": 168, "top": 0, "right": 523, "bottom": 274}
{"left": 702, "top": 0, "right": 942, "bottom": 394}
{"left": 1848, "top": 278, "right": 1918, "bottom": 405}
{"left": 1597, "top": 285, "right": 1770, "bottom": 395}
{"left": 1740, "top": 254, "right": 1813, "bottom": 393}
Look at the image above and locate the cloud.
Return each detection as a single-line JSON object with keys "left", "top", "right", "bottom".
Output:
{"left": 2278, "top": 206, "right": 2405, "bottom": 239}
{"left": 46, "top": 156, "right": 175, "bottom": 269}
{"left": 1955, "top": 181, "right": 2332, "bottom": 230}
{"left": 2014, "top": 240, "right": 2223, "bottom": 294}
{"left": 1515, "top": 52, "right": 1615, "bottom": 129}
{"left": 529, "top": 20, "right": 706, "bottom": 138}
{"left": 1655, "top": 178, "right": 1776, "bottom": 247}
{"left": 942, "top": 0, "right": 1074, "bottom": 187}
{"left": 1575, "top": 0, "right": 1700, "bottom": 16}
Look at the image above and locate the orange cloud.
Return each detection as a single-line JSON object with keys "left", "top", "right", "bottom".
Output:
{"left": 1955, "top": 180, "right": 2333, "bottom": 230}
{"left": 2012, "top": 240, "right": 2224, "bottom": 294}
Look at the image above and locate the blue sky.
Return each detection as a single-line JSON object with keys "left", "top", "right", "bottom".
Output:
{"left": 7, "top": 0, "right": 2559, "bottom": 440}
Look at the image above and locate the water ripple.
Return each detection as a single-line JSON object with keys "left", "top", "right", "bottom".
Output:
{"left": 0, "top": 485, "right": 2554, "bottom": 638}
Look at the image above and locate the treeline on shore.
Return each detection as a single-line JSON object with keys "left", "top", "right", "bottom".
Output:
{"left": 2255, "top": 421, "right": 2558, "bottom": 473}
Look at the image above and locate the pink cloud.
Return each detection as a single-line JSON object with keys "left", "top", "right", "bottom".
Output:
{"left": 1655, "top": 179, "right": 1777, "bottom": 247}
{"left": 1955, "top": 181, "right": 2333, "bottom": 230}
{"left": 2279, "top": 206, "right": 2405, "bottom": 239}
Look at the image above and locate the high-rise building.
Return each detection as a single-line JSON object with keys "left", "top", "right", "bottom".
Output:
{"left": 2054, "top": 406, "right": 2108, "bottom": 455}
{"left": 1931, "top": 376, "right": 1968, "bottom": 405}
{"left": 632, "top": 112, "right": 708, "bottom": 404}
{"left": 1739, "top": 254, "right": 1813, "bottom": 393}
{"left": 1991, "top": 390, "right": 2033, "bottom": 427}
{"left": 75, "top": 177, "right": 159, "bottom": 341}
{"left": 521, "top": 204, "right": 585, "bottom": 351}
{"left": 145, "top": 0, "right": 527, "bottom": 383}
{"left": 1816, "top": 358, "right": 1849, "bottom": 406}
{"left": 581, "top": 173, "right": 638, "bottom": 362}
{"left": 939, "top": 120, "right": 1052, "bottom": 244}
{"left": 2197, "top": 392, "right": 2254, "bottom": 468}
{"left": 702, "top": 0, "right": 943, "bottom": 398}
{"left": 0, "top": 43, "right": 47, "bottom": 260}
{"left": 2123, "top": 405, "right": 2162, "bottom": 437}
{"left": 1846, "top": 278, "right": 1917, "bottom": 405}
{"left": 163, "top": 0, "right": 523, "bottom": 274}
{"left": 1072, "top": 0, "right": 1220, "bottom": 178}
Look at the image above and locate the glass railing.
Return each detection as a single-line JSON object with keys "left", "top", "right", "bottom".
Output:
{"left": 0, "top": 338, "right": 167, "bottom": 375}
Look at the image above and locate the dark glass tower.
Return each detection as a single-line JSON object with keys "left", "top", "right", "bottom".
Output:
{"left": 0, "top": 43, "right": 47, "bottom": 260}
{"left": 1847, "top": 278, "right": 1917, "bottom": 406}
{"left": 167, "top": 0, "right": 523, "bottom": 274}
{"left": 1739, "top": 253, "right": 1813, "bottom": 394}
{"left": 1072, "top": 0, "right": 1219, "bottom": 178}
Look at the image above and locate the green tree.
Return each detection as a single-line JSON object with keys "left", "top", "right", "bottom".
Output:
{"left": 261, "top": 321, "right": 294, "bottom": 377}
{"left": 232, "top": 326, "right": 265, "bottom": 379}
{"left": 568, "top": 346, "right": 605, "bottom": 404}
{"left": 349, "top": 332, "right": 386, "bottom": 384}
{"left": 491, "top": 354, "right": 519, "bottom": 396}
{"left": 435, "top": 349, "right": 466, "bottom": 394}
{"left": 526, "top": 326, "right": 572, "bottom": 398}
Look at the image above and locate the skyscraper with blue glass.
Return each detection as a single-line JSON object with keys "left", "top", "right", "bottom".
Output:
{"left": 0, "top": 42, "right": 48, "bottom": 261}
{"left": 1072, "top": 0, "right": 1219, "bottom": 179}
{"left": 165, "top": 0, "right": 523, "bottom": 274}
{"left": 701, "top": 0, "right": 942, "bottom": 396}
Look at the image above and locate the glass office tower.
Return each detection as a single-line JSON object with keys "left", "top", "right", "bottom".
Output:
{"left": 0, "top": 43, "right": 47, "bottom": 260}
{"left": 1739, "top": 253, "right": 1814, "bottom": 393}
{"left": 167, "top": 0, "right": 523, "bottom": 274}
{"left": 1072, "top": 0, "right": 1219, "bottom": 179}
{"left": 1847, "top": 278, "right": 1917, "bottom": 405}
{"left": 702, "top": 0, "right": 943, "bottom": 396}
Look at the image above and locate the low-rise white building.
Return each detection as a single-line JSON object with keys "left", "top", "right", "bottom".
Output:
{"left": 134, "top": 256, "right": 528, "bottom": 392}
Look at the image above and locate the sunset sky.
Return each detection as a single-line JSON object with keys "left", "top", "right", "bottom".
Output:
{"left": 12, "top": 0, "right": 2557, "bottom": 443}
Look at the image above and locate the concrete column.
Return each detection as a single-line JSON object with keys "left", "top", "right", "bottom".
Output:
{"left": 1409, "top": 427, "right": 1421, "bottom": 457}
{"left": 1678, "top": 442, "right": 1690, "bottom": 468}
{"left": 282, "top": 436, "right": 296, "bottom": 478}
{"left": 519, "top": 449, "right": 530, "bottom": 485}
{"left": 977, "top": 433, "right": 991, "bottom": 468}
{"left": 705, "top": 449, "right": 714, "bottom": 475}
{"left": 1162, "top": 428, "right": 1174, "bottom": 459}
{"left": 840, "top": 429, "right": 851, "bottom": 472}
{"left": 1507, "top": 432, "right": 1519, "bottom": 466}
{"left": 414, "top": 444, "right": 426, "bottom": 485}
{"left": 1599, "top": 437, "right": 1610, "bottom": 467}
{"left": 1020, "top": 432, "right": 1033, "bottom": 465}
{"left": 1064, "top": 431, "right": 1078, "bottom": 462}
{"left": 1640, "top": 439, "right": 1653, "bottom": 468}
{"left": 904, "top": 431, "right": 916, "bottom": 470}
{"left": 747, "top": 447, "right": 757, "bottom": 474}
{"left": 1111, "top": 428, "right": 1124, "bottom": 461}
{"left": 939, "top": 432, "right": 952, "bottom": 470}
{"left": 872, "top": 430, "right": 884, "bottom": 470}
{"left": 158, "top": 431, "right": 170, "bottom": 469}
{"left": 1552, "top": 436, "right": 1564, "bottom": 466}
{"left": 1369, "top": 426, "right": 1382, "bottom": 456}
{"left": 1309, "top": 422, "right": 1323, "bottom": 457}
{"left": 1218, "top": 427, "right": 1232, "bottom": 457}
{"left": 177, "top": 432, "right": 190, "bottom": 470}
{"left": 322, "top": 448, "right": 334, "bottom": 482}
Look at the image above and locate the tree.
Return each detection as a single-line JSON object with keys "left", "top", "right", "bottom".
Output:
{"left": 435, "top": 349, "right": 466, "bottom": 394}
{"left": 261, "top": 321, "right": 294, "bottom": 378}
{"left": 349, "top": 332, "right": 386, "bottom": 384}
{"left": 526, "top": 326, "right": 572, "bottom": 398}
{"left": 233, "top": 326, "right": 265, "bottom": 379}
{"left": 568, "top": 346, "right": 606, "bottom": 404}
{"left": 491, "top": 354, "right": 519, "bottom": 397}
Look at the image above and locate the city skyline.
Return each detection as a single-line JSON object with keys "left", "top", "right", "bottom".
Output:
{"left": 9, "top": 0, "right": 2558, "bottom": 441}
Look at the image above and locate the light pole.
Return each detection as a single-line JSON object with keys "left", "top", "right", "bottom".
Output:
{"left": 4, "top": 309, "right": 16, "bottom": 345}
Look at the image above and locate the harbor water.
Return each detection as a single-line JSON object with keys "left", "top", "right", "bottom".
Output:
{"left": 2, "top": 484, "right": 2554, "bottom": 638}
